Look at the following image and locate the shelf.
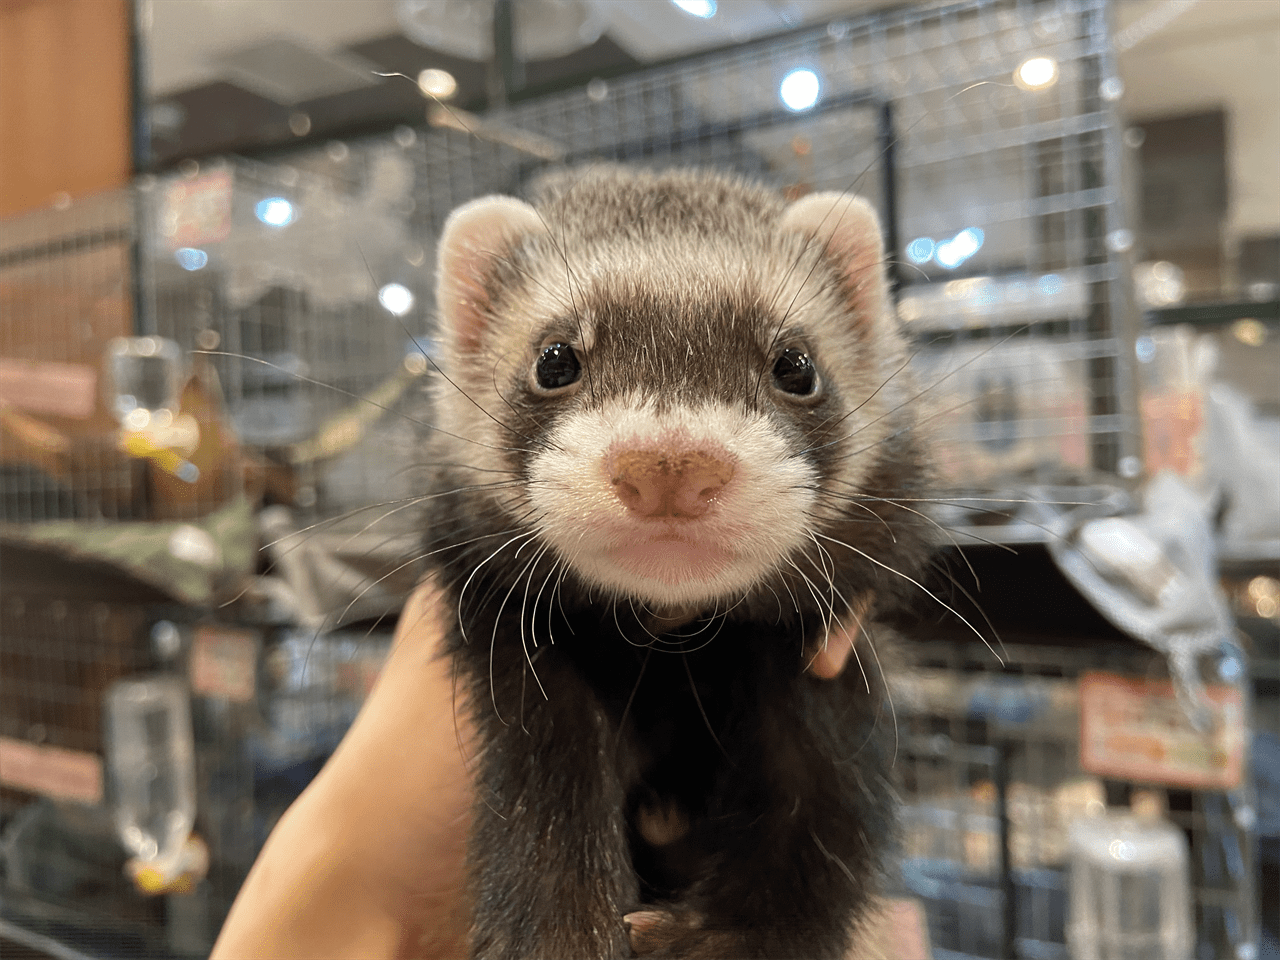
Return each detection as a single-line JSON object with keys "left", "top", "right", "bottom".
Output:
{"left": 1146, "top": 300, "right": 1280, "bottom": 328}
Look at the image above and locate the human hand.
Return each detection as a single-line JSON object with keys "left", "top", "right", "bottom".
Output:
{"left": 211, "top": 579, "right": 473, "bottom": 960}
{"left": 212, "top": 583, "right": 873, "bottom": 959}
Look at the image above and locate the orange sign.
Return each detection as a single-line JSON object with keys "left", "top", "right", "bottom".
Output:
{"left": 0, "top": 736, "right": 104, "bottom": 804}
{"left": 190, "top": 626, "right": 257, "bottom": 702}
{"left": 1080, "top": 671, "right": 1244, "bottom": 790}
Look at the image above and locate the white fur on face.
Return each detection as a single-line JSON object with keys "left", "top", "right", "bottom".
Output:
{"left": 527, "top": 395, "right": 818, "bottom": 607}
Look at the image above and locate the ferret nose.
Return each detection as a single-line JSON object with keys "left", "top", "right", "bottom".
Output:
{"left": 609, "top": 449, "right": 735, "bottom": 519}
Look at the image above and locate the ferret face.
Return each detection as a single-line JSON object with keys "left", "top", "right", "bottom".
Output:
{"left": 433, "top": 168, "right": 914, "bottom": 610}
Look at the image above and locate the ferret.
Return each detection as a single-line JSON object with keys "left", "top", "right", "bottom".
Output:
{"left": 423, "top": 166, "right": 934, "bottom": 958}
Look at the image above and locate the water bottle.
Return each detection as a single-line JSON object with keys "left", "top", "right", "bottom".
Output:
{"left": 1068, "top": 811, "right": 1193, "bottom": 959}
{"left": 104, "top": 676, "right": 197, "bottom": 871}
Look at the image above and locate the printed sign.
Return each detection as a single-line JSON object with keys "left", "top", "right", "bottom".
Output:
{"left": 1141, "top": 390, "right": 1203, "bottom": 478}
{"left": 1079, "top": 671, "right": 1244, "bottom": 790}
{"left": 0, "top": 736, "right": 104, "bottom": 804}
{"left": 0, "top": 358, "right": 97, "bottom": 418}
{"left": 190, "top": 626, "right": 257, "bottom": 702}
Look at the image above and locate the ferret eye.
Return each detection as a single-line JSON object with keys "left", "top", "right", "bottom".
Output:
{"left": 772, "top": 348, "right": 817, "bottom": 396}
{"left": 534, "top": 343, "right": 581, "bottom": 390}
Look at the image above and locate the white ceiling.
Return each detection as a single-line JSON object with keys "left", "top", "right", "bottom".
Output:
{"left": 144, "top": 0, "right": 401, "bottom": 96}
{"left": 143, "top": 0, "right": 897, "bottom": 97}
{"left": 141, "top": 0, "right": 1280, "bottom": 237}
{"left": 1115, "top": 0, "right": 1280, "bottom": 238}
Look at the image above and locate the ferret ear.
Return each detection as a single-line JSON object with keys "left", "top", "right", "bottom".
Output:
{"left": 437, "top": 196, "right": 546, "bottom": 355}
{"left": 778, "top": 192, "right": 888, "bottom": 328}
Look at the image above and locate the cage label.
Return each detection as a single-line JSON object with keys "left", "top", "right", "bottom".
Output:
{"left": 0, "top": 736, "right": 103, "bottom": 804}
{"left": 190, "top": 626, "right": 257, "bottom": 702}
{"left": 1079, "top": 671, "right": 1244, "bottom": 789}
{"left": 0, "top": 358, "right": 97, "bottom": 418}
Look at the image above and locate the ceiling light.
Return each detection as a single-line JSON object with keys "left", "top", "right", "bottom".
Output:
{"left": 1232, "top": 318, "right": 1266, "bottom": 347}
{"left": 1038, "top": 273, "right": 1064, "bottom": 295}
{"left": 780, "top": 69, "right": 820, "bottom": 112}
{"left": 378, "top": 283, "right": 414, "bottom": 317}
{"left": 1015, "top": 56, "right": 1059, "bottom": 91}
{"left": 175, "top": 248, "right": 208, "bottom": 271}
{"left": 255, "top": 198, "right": 295, "bottom": 227}
{"left": 906, "top": 238, "right": 936, "bottom": 264}
{"left": 418, "top": 68, "right": 458, "bottom": 101}
{"left": 671, "top": 0, "right": 716, "bottom": 17}
{"left": 934, "top": 228, "right": 984, "bottom": 269}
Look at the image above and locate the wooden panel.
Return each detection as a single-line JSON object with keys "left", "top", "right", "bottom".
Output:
{"left": 0, "top": 0, "right": 132, "bottom": 218}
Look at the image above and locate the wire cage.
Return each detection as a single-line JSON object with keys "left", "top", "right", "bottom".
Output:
{"left": 2, "top": 0, "right": 1138, "bottom": 529}
{"left": 889, "top": 617, "right": 1258, "bottom": 960}
{"left": 397, "top": 0, "right": 1140, "bottom": 512}
{"left": 0, "top": 0, "right": 1175, "bottom": 956}
{"left": 0, "top": 189, "right": 143, "bottom": 522}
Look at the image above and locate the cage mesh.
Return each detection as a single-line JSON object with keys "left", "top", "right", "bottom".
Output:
{"left": 891, "top": 635, "right": 1257, "bottom": 960}
{"left": 0, "top": 1, "right": 1243, "bottom": 958}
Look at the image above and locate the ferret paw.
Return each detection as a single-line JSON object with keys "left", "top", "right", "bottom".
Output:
{"left": 623, "top": 908, "right": 701, "bottom": 955}
{"left": 623, "top": 908, "right": 747, "bottom": 958}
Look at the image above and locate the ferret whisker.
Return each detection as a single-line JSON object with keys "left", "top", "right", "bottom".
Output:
{"left": 359, "top": 241, "right": 547, "bottom": 457}
{"left": 812, "top": 487, "right": 897, "bottom": 541}
{"left": 785, "top": 557, "right": 832, "bottom": 641}
{"left": 756, "top": 578, "right": 787, "bottom": 624}
{"left": 665, "top": 607, "right": 729, "bottom": 653}
{"left": 456, "top": 530, "right": 539, "bottom": 647}
{"left": 539, "top": 207, "right": 597, "bottom": 403}
{"left": 487, "top": 357, "right": 563, "bottom": 453}
{"left": 664, "top": 611, "right": 720, "bottom": 640}
{"left": 428, "top": 460, "right": 522, "bottom": 476}
{"left": 801, "top": 327, "right": 1025, "bottom": 461}
{"left": 879, "top": 256, "right": 931, "bottom": 284}
{"left": 808, "top": 533, "right": 838, "bottom": 598}
{"left": 462, "top": 515, "right": 548, "bottom": 619}
{"left": 811, "top": 828, "right": 860, "bottom": 893}
{"left": 614, "top": 647, "right": 652, "bottom": 757}
{"left": 193, "top": 349, "right": 541, "bottom": 457}
{"left": 927, "top": 553, "right": 1009, "bottom": 661}
{"left": 611, "top": 597, "right": 655, "bottom": 650}
{"left": 488, "top": 542, "right": 552, "bottom": 721}
{"left": 331, "top": 548, "right": 445, "bottom": 631}
{"left": 797, "top": 347, "right": 920, "bottom": 449}
{"left": 836, "top": 486, "right": 1012, "bottom": 566}
{"left": 258, "top": 495, "right": 426, "bottom": 553}
{"left": 834, "top": 491, "right": 1097, "bottom": 508}
{"left": 813, "top": 531, "right": 1003, "bottom": 665}
{"left": 628, "top": 597, "right": 664, "bottom": 643}
{"left": 804, "top": 536, "right": 850, "bottom": 640}
{"left": 854, "top": 616, "right": 898, "bottom": 767}
{"left": 682, "top": 653, "right": 734, "bottom": 766}
{"left": 754, "top": 233, "right": 837, "bottom": 405}
{"left": 489, "top": 250, "right": 580, "bottom": 319}
{"left": 829, "top": 393, "right": 984, "bottom": 465}
{"left": 773, "top": 567, "right": 804, "bottom": 622}
{"left": 515, "top": 545, "right": 553, "bottom": 703}
{"left": 552, "top": 560, "right": 574, "bottom": 636}
{"left": 834, "top": 486, "right": 1077, "bottom": 545}
{"left": 713, "top": 590, "right": 751, "bottom": 619}
{"left": 530, "top": 555, "right": 562, "bottom": 650}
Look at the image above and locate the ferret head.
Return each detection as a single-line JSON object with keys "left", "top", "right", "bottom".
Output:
{"left": 432, "top": 167, "right": 924, "bottom": 612}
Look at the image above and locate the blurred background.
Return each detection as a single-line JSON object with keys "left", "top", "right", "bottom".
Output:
{"left": 0, "top": 1, "right": 1276, "bottom": 958}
